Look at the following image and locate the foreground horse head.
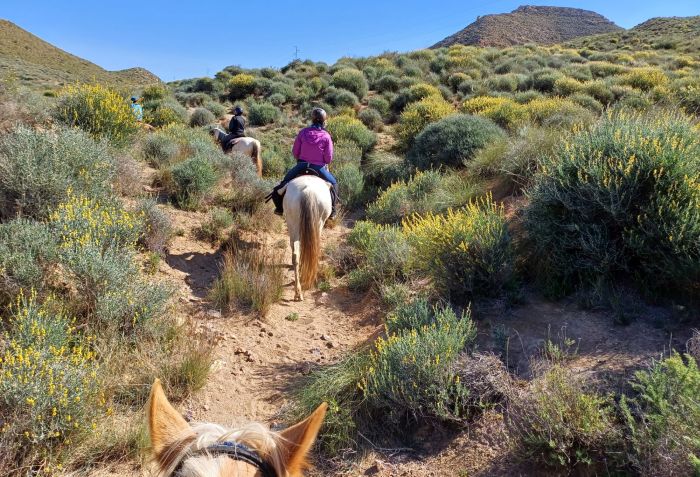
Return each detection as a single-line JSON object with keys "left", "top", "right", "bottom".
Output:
{"left": 148, "top": 379, "right": 327, "bottom": 477}
{"left": 282, "top": 175, "right": 332, "bottom": 301}
{"left": 212, "top": 127, "right": 263, "bottom": 177}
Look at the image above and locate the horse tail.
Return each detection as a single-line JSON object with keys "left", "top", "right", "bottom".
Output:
{"left": 251, "top": 140, "right": 262, "bottom": 177}
{"left": 299, "top": 192, "right": 320, "bottom": 289}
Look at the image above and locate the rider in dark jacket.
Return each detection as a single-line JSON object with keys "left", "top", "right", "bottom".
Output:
{"left": 220, "top": 106, "right": 246, "bottom": 150}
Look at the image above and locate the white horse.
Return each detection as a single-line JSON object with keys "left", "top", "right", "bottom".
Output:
{"left": 212, "top": 127, "right": 263, "bottom": 177}
{"left": 281, "top": 175, "right": 332, "bottom": 301}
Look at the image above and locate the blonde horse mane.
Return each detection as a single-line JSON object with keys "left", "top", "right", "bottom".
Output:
{"left": 156, "top": 422, "right": 286, "bottom": 477}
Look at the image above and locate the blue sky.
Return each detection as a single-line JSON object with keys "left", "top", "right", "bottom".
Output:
{"left": 2, "top": 1, "right": 697, "bottom": 81}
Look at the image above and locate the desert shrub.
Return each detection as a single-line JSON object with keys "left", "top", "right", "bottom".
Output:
{"left": 524, "top": 112, "right": 700, "bottom": 297}
{"left": 248, "top": 101, "right": 281, "bottom": 126}
{"left": 325, "top": 87, "right": 359, "bottom": 108}
{"left": 358, "top": 108, "right": 383, "bottom": 131}
{"left": 553, "top": 76, "right": 583, "bottom": 96}
{"left": 391, "top": 83, "right": 443, "bottom": 114}
{"left": 0, "top": 220, "right": 57, "bottom": 301}
{"left": 672, "top": 76, "right": 700, "bottom": 115}
{"left": 137, "top": 199, "right": 173, "bottom": 255}
{"left": 54, "top": 83, "right": 137, "bottom": 146}
{"left": 531, "top": 68, "right": 563, "bottom": 92}
{"left": 217, "top": 152, "right": 272, "bottom": 214}
{"left": 0, "top": 292, "right": 104, "bottom": 470}
{"left": 462, "top": 96, "right": 529, "bottom": 131}
{"left": 363, "top": 151, "right": 409, "bottom": 189}
{"left": 367, "top": 170, "right": 477, "bottom": 225}
{"left": 346, "top": 221, "right": 410, "bottom": 290}
{"left": 170, "top": 156, "right": 219, "bottom": 210}
{"left": 360, "top": 302, "right": 477, "bottom": 427}
{"left": 403, "top": 196, "right": 513, "bottom": 302}
{"left": 189, "top": 107, "right": 215, "bottom": 127}
{"left": 621, "top": 353, "right": 700, "bottom": 476}
{"left": 197, "top": 207, "right": 234, "bottom": 243}
{"left": 326, "top": 115, "right": 376, "bottom": 153}
{"left": 142, "top": 84, "right": 169, "bottom": 101}
{"left": 488, "top": 73, "right": 519, "bottom": 92}
{"left": 395, "top": 96, "right": 454, "bottom": 150}
{"left": 368, "top": 96, "right": 390, "bottom": 118}
{"left": 331, "top": 68, "right": 368, "bottom": 99}
{"left": 525, "top": 97, "right": 595, "bottom": 129}
{"left": 268, "top": 93, "right": 286, "bottom": 105}
{"left": 0, "top": 126, "right": 114, "bottom": 220}
{"left": 375, "top": 74, "right": 401, "bottom": 93}
{"left": 507, "top": 365, "right": 620, "bottom": 469}
{"left": 470, "top": 126, "right": 560, "bottom": 192}
{"left": 582, "top": 80, "right": 615, "bottom": 105}
{"left": 335, "top": 163, "right": 365, "bottom": 210}
{"left": 210, "top": 245, "right": 284, "bottom": 315}
{"left": 228, "top": 73, "right": 256, "bottom": 100}
{"left": 203, "top": 100, "right": 226, "bottom": 118}
{"left": 622, "top": 67, "right": 669, "bottom": 92}
{"left": 145, "top": 102, "right": 188, "bottom": 128}
{"left": 408, "top": 114, "right": 504, "bottom": 170}
{"left": 570, "top": 93, "right": 604, "bottom": 114}
{"left": 141, "top": 133, "right": 180, "bottom": 167}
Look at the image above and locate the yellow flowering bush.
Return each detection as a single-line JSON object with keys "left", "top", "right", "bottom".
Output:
{"left": 54, "top": 83, "right": 138, "bottom": 146}
{"left": 360, "top": 300, "right": 476, "bottom": 426}
{"left": 227, "top": 73, "right": 256, "bottom": 100}
{"left": 0, "top": 291, "right": 105, "bottom": 466}
{"left": 622, "top": 67, "right": 669, "bottom": 91}
{"left": 403, "top": 195, "right": 513, "bottom": 302}
{"left": 461, "top": 96, "right": 529, "bottom": 131}
{"left": 326, "top": 115, "right": 377, "bottom": 153}
{"left": 395, "top": 96, "right": 455, "bottom": 149}
{"left": 525, "top": 111, "right": 700, "bottom": 297}
{"left": 525, "top": 97, "right": 594, "bottom": 129}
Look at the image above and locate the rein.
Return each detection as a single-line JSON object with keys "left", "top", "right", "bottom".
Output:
{"left": 172, "top": 441, "right": 277, "bottom": 477}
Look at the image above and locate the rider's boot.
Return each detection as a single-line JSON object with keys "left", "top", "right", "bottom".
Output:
{"left": 271, "top": 185, "right": 284, "bottom": 216}
{"left": 329, "top": 184, "right": 339, "bottom": 220}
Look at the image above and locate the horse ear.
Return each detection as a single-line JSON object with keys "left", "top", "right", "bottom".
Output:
{"left": 279, "top": 402, "right": 328, "bottom": 475}
{"left": 147, "top": 379, "right": 193, "bottom": 459}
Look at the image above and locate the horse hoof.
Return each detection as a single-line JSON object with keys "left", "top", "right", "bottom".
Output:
{"left": 294, "top": 294, "right": 303, "bottom": 302}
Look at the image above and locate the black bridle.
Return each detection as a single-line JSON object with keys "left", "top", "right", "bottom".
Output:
{"left": 172, "top": 441, "right": 277, "bottom": 477}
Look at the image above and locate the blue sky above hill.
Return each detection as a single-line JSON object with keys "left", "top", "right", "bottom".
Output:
{"left": 2, "top": 0, "right": 698, "bottom": 80}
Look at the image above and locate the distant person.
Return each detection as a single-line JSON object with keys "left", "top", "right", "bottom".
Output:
{"left": 270, "top": 107, "right": 338, "bottom": 219}
{"left": 130, "top": 96, "right": 143, "bottom": 122}
{"left": 218, "top": 106, "right": 246, "bottom": 150}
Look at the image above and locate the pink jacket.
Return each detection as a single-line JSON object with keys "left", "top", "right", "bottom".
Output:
{"left": 292, "top": 127, "right": 334, "bottom": 166}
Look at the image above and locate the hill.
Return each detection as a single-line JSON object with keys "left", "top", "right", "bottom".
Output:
{"left": 567, "top": 15, "right": 700, "bottom": 54}
{"left": 0, "top": 19, "right": 160, "bottom": 90}
{"left": 432, "top": 5, "right": 622, "bottom": 48}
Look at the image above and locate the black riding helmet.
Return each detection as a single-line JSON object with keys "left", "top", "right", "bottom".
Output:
{"left": 311, "top": 107, "right": 327, "bottom": 126}
{"left": 233, "top": 106, "right": 244, "bottom": 115}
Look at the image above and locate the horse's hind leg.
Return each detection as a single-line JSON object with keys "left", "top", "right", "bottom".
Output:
{"left": 291, "top": 239, "right": 303, "bottom": 301}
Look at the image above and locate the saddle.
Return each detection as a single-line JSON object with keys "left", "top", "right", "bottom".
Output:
{"left": 264, "top": 168, "right": 328, "bottom": 206}
{"left": 223, "top": 137, "right": 243, "bottom": 153}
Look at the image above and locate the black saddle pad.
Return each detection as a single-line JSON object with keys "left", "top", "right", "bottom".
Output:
{"left": 290, "top": 168, "right": 322, "bottom": 181}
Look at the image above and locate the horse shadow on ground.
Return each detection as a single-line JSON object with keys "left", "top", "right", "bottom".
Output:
{"left": 165, "top": 249, "right": 223, "bottom": 299}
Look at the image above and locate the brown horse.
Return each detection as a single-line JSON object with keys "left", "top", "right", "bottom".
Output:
{"left": 147, "top": 379, "right": 327, "bottom": 477}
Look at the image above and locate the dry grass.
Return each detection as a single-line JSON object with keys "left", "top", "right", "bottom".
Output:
{"left": 210, "top": 243, "right": 285, "bottom": 316}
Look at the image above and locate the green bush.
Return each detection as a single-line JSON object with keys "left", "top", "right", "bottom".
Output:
{"left": 524, "top": 112, "right": 700, "bottom": 297}
{"left": 331, "top": 68, "right": 368, "bottom": 99}
{"left": 216, "top": 152, "right": 271, "bottom": 214}
{"left": 507, "top": 365, "right": 620, "bottom": 469}
{"left": 197, "top": 207, "right": 234, "bottom": 243}
{"left": 363, "top": 151, "right": 409, "bottom": 190}
{"left": 361, "top": 302, "right": 476, "bottom": 427}
{"left": 0, "top": 292, "right": 104, "bottom": 469}
{"left": 137, "top": 199, "right": 173, "bottom": 255}
{"left": 171, "top": 156, "right": 219, "bottom": 210}
{"left": 408, "top": 114, "right": 504, "bottom": 170}
{"left": 358, "top": 108, "right": 383, "bottom": 131}
{"left": 621, "top": 353, "right": 700, "bottom": 476}
{"left": 0, "top": 220, "right": 57, "bottom": 301}
{"left": 189, "top": 107, "right": 215, "bottom": 127}
{"left": 203, "top": 100, "right": 226, "bottom": 118}
{"left": 403, "top": 196, "right": 513, "bottom": 302}
{"left": 142, "top": 84, "right": 169, "bottom": 101}
{"left": 335, "top": 162, "right": 365, "bottom": 210}
{"left": 141, "top": 133, "right": 180, "bottom": 167}
{"left": 54, "top": 83, "right": 137, "bottom": 146}
{"left": 368, "top": 96, "right": 390, "bottom": 118}
{"left": 145, "top": 102, "right": 188, "bottom": 128}
{"left": 375, "top": 74, "right": 401, "bottom": 93}
{"left": 248, "top": 101, "right": 281, "bottom": 126}
{"left": 346, "top": 221, "right": 410, "bottom": 290}
{"left": 395, "top": 96, "right": 455, "bottom": 150}
{"left": 326, "top": 87, "right": 359, "bottom": 108}
{"left": 326, "top": 116, "right": 377, "bottom": 154}
{"left": 0, "top": 126, "right": 114, "bottom": 220}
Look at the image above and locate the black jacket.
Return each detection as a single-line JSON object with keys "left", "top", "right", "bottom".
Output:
{"left": 228, "top": 115, "right": 246, "bottom": 138}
